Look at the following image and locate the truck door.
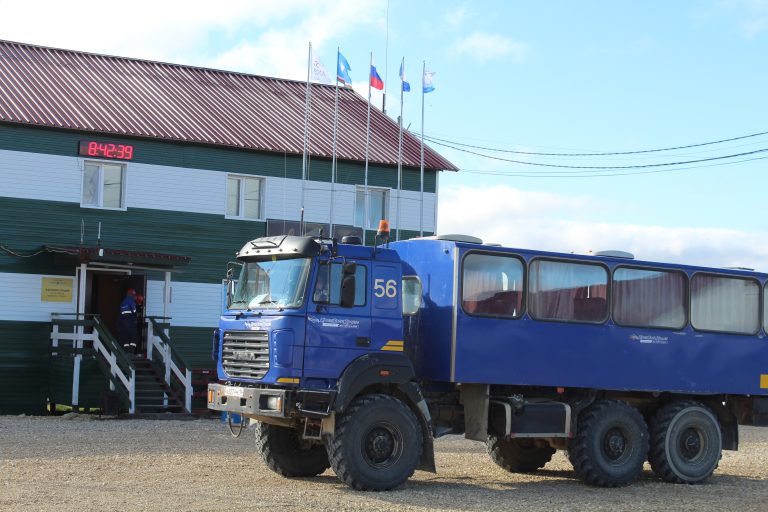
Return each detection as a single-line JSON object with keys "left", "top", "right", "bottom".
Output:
{"left": 303, "top": 259, "right": 371, "bottom": 382}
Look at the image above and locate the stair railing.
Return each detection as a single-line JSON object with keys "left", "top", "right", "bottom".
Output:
{"left": 51, "top": 313, "right": 136, "bottom": 414}
{"left": 146, "top": 316, "right": 192, "bottom": 412}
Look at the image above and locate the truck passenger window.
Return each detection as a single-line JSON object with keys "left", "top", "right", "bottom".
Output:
{"left": 691, "top": 274, "right": 759, "bottom": 334}
{"left": 529, "top": 260, "right": 608, "bottom": 323}
{"left": 613, "top": 268, "right": 686, "bottom": 329}
{"left": 313, "top": 262, "right": 367, "bottom": 306}
{"left": 402, "top": 276, "right": 422, "bottom": 315}
{"left": 461, "top": 253, "right": 524, "bottom": 318}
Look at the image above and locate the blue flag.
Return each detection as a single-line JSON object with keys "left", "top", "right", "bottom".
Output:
{"left": 423, "top": 70, "right": 435, "bottom": 93}
{"left": 399, "top": 60, "right": 410, "bottom": 92}
{"left": 337, "top": 51, "right": 352, "bottom": 84}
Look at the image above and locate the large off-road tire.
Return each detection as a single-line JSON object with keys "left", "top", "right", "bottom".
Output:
{"left": 568, "top": 399, "right": 649, "bottom": 487}
{"left": 327, "top": 393, "right": 422, "bottom": 491}
{"left": 487, "top": 437, "right": 555, "bottom": 473}
{"left": 648, "top": 401, "right": 722, "bottom": 484}
{"left": 254, "top": 421, "right": 330, "bottom": 477}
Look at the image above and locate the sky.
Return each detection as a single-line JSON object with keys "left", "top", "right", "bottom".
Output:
{"left": 1, "top": 0, "right": 767, "bottom": 270}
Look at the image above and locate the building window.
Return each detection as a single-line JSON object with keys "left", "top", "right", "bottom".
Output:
{"left": 691, "top": 274, "right": 759, "bottom": 334}
{"left": 462, "top": 253, "right": 524, "bottom": 318}
{"left": 355, "top": 187, "right": 389, "bottom": 229}
{"left": 227, "top": 175, "right": 263, "bottom": 220}
{"left": 82, "top": 162, "right": 125, "bottom": 209}
{"left": 612, "top": 267, "right": 687, "bottom": 329}
{"left": 529, "top": 259, "right": 608, "bottom": 323}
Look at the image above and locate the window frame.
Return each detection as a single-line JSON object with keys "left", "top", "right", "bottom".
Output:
{"left": 459, "top": 250, "right": 526, "bottom": 320}
{"left": 354, "top": 185, "right": 391, "bottom": 229}
{"left": 611, "top": 265, "right": 689, "bottom": 331}
{"left": 225, "top": 173, "right": 265, "bottom": 221}
{"left": 402, "top": 275, "right": 423, "bottom": 316}
{"left": 312, "top": 260, "right": 368, "bottom": 308}
{"left": 527, "top": 256, "right": 611, "bottom": 325}
{"left": 80, "top": 159, "right": 127, "bottom": 211}
{"left": 689, "top": 271, "right": 762, "bottom": 336}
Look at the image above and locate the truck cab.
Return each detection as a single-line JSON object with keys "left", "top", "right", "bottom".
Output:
{"left": 208, "top": 234, "right": 432, "bottom": 490}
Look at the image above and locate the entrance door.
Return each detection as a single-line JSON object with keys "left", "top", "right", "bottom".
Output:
{"left": 87, "top": 271, "right": 146, "bottom": 350}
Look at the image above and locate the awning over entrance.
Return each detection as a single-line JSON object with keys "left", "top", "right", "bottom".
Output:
{"left": 45, "top": 245, "right": 191, "bottom": 272}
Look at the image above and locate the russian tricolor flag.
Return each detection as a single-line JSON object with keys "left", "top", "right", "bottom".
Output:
{"left": 370, "top": 65, "right": 384, "bottom": 90}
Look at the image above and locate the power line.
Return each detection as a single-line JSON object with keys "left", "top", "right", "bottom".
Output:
{"left": 459, "top": 155, "right": 768, "bottom": 178}
{"left": 424, "top": 128, "right": 768, "bottom": 157}
{"left": 426, "top": 138, "right": 768, "bottom": 170}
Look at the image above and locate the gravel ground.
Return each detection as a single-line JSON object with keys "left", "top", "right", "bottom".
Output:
{"left": 1, "top": 415, "right": 767, "bottom": 512}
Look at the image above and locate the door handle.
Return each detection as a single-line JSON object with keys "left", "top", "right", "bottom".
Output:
{"left": 356, "top": 337, "right": 371, "bottom": 347}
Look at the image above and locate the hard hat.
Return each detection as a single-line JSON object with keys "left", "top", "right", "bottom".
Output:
{"left": 126, "top": 288, "right": 136, "bottom": 296}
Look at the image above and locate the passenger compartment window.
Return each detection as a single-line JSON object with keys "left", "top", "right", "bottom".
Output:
{"left": 313, "top": 262, "right": 367, "bottom": 306}
{"left": 612, "top": 268, "right": 686, "bottom": 329}
{"left": 529, "top": 260, "right": 608, "bottom": 323}
{"left": 402, "top": 276, "right": 422, "bottom": 316}
{"left": 462, "top": 253, "right": 524, "bottom": 318}
{"left": 691, "top": 274, "right": 759, "bottom": 334}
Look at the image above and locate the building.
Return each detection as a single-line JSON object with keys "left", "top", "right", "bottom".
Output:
{"left": 0, "top": 40, "right": 457, "bottom": 415}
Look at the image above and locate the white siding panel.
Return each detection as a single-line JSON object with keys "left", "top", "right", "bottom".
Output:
{"left": 397, "top": 190, "right": 435, "bottom": 232}
{"left": 0, "top": 272, "right": 76, "bottom": 322}
{"left": 128, "top": 163, "right": 224, "bottom": 214}
{"left": 146, "top": 280, "right": 221, "bottom": 328}
{"left": 0, "top": 149, "right": 81, "bottom": 203}
{"left": 332, "top": 183, "right": 356, "bottom": 227}
{"left": 264, "top": 177, "right": 302, "bottom": 221}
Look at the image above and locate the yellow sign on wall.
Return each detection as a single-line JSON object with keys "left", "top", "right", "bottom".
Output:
{"left": 41, "top": 277, "right": 74, "bottom": 302}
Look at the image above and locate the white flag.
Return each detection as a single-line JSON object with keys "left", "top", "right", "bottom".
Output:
{"left": 311, "top": 56, "right": 333, "bottom": 84}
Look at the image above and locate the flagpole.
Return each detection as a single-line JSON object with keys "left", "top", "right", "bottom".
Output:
{"left": 301, "top": 42, "right": 312, "bottom": 236}
{"left": 364, "top": 51, "right": 373, "bottom": 245}
{"left": 396, "top": 56, "right": 404, "bottom": 242}
{"left": 330, "top": 47, "right": 341, "bottom": 239}
{"left": 419, "top": 60, "right": 425, "bottom": 237}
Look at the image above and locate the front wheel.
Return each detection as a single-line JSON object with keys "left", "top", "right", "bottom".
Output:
{"left": 568, "top": 399, "right": 649, "bottom": 487}
{"left": 327, "top": 394, "right": 423, "bottom": 491}
{"left": 255, "top": 422, "right": 330, "bottom": 477}
{"left": 648, "top": 401, "right": 722, "bottom": 484}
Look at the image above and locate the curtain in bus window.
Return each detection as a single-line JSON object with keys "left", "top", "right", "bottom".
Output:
{"left": 529, "top": 260, "right": 608, "bottom": 322}
{"left": 691, "top": 275, "right": 759, "bottom": 334}
{"left": 461, "top": 254, "right": 523, "bottom": 317}
{"left": 612, "top": 268, "right": 686, "bottom": 329}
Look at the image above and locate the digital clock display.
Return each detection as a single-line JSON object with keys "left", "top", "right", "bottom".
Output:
{"left": 78, "top": 140, "right": 134, "bottom": 160}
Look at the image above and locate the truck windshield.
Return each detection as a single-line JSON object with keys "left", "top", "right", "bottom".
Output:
{"left": 229, "top": 258, "right": 311, "bottom": 310}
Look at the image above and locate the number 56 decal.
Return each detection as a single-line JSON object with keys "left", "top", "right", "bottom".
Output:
{"left": 374, "top": 279, "right": 397, "bottom": 298}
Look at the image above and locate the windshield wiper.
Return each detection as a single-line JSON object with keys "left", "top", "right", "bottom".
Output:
{"left": 258, "top": 298, "right": 284, "bottom": 311}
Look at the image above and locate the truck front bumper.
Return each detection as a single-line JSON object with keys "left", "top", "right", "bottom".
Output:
{"left": 207, "top": 383, "right": 293, "bottom": 418}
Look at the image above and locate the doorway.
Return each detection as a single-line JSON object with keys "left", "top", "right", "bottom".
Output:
{"left": 86, "top": 271, "right": 147, "bottom": 352}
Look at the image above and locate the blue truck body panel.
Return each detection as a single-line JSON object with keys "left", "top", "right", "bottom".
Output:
{"left": 390, "top": 238, "right": 768, "bottom": 396}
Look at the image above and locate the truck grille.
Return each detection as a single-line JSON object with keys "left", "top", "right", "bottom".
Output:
{"left": 222, "top": 330, "right": 270, "bottom": 380}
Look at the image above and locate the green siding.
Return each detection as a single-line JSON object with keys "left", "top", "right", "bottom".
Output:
{"left": 169, "top": 326, "right": 216, "bottom": 369}
{"left": 0, "top": 196, "right": 265, "bottom": 283}
{"left": 0, "top": 321, "right": 50, "bottom": 414}
{"left": 0, "top": 124, "right": 438, "bottom": 193}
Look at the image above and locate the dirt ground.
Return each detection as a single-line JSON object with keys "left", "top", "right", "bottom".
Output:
{"left": 1, "top": 415, "right": 767, "bottom": 512}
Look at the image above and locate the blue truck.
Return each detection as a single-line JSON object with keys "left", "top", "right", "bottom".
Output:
{"left": 208, "top": 228, "right": 768, "bottom": 490}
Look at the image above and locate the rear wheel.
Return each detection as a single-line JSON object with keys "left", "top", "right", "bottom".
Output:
{"left": 255, "top": 422, "right": 330, "bottom": 477}
{"left": 327, "top": 394, "right": 422, "bottom": 491}
{"left": 649, "top": 401, "right": 721, "bottom": 484}
{"left": 487, "top": 437, "right": 555, "bottom": 473}
{"left": 568, "top": 399, "right": 649, "bottom": 487}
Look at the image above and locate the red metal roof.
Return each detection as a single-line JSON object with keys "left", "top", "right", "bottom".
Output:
{"left": 0, "top": 40, "right": 457, "bottom": 171}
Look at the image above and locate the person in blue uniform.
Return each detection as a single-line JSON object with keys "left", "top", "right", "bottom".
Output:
{"left": 118, "top": 288, "right": 138, "bottom": 354}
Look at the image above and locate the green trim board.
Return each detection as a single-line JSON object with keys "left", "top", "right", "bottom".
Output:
{"left": 0, "top": 124, "right": 438, "bottom": 193}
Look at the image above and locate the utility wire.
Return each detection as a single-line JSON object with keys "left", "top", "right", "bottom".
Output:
{"left": 424, "top": 128, "right": 768, "bottom": 157}
{"left": 427, "top": 138, "right": 768, "bottom": 170}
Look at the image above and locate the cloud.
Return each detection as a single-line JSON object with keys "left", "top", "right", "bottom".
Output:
{"left": 444, "top": 6, "right": 469, "bottom": 27}
{"left": 0, "top": 0, "right": 383, "bottom": 79}
{"left": 438, "top": 184, "right": 768, "bottom": 271}
{"left": 452, "top": 32, "right": 527, "bottom": 62}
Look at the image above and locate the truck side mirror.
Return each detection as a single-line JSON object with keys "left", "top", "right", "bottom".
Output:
{"left": 226, "top": 279, "right": 236, "bottom": 308}
{"left": 340, "top": 262, "right": 357, "bottom": 308}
